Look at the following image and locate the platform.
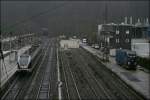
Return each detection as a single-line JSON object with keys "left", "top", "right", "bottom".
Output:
{"left": 0, "top": 45, "right": 31, "bottom": 88}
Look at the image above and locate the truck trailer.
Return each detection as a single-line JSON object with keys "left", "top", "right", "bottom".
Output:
{"left": 116, "top": 49, "right": 137, "bottom": 70}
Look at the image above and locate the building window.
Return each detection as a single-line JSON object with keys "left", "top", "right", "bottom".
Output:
{"left": 126, "top": 30, "right": 129, "bottom": 34}
{"left": 116, "top": 38, "right": 119, "bottom": 43}
{"left": 116, "top": 30, "right": 119, "bottom": 34}
{"left": 125, "top": 38, "right": 130, "bottom": 43}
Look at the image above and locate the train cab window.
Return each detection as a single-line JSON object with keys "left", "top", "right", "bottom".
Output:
{"left": 19, "top": 55, "right": 30, "bottom": 66}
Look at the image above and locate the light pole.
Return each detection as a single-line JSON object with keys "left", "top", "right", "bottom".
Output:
{"left": 0, "top": 32, "right": 3, "bottom": 59}
{"left": 9, "top": 32, "right": 13, "bottom": 62}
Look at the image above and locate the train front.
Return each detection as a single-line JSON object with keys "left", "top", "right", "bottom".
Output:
{"left": 17, "top": 54, "right": 31, "bottom": 72}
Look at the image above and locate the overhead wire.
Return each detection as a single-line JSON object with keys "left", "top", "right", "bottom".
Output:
{"left": 0, "top": 2, "right": 69, "bottom": 83}
{"left": 1, "top": 3, "right": 68, "bottom": 32}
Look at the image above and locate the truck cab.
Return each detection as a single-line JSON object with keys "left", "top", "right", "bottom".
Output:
{"left": 116, "top": 49, "right": 137, "bottom": 70}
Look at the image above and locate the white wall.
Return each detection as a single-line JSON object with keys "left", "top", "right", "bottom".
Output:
{"left": 60, "top": 39, "right": 80, "bottom": 49}
{"left": 131, "top": 39, "right": 150, "bottom": 58}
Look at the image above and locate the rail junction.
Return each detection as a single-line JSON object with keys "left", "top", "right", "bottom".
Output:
{"left": 0, "top": 37, "right": 146, "bottom": 100}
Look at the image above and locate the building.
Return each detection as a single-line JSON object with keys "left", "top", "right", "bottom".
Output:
{"left": 98, "top": 23, "right": 135, "bottom": 50}
{"left": 133, "top": 20, "right": 149, "bottom": 38}
{"left": 97, "top": 21, "right": 149, "bottom": 50}
{"left": 146, "top": 26, "right": 150, "bottom": 39}
{"left": 60, "top": 39, "right": 80, "bottom": 49}
{"left": 131, "top": 39, "right": 150, "bottom": 58}
{"left": 131, "top": 26, "right": 150, "bottom": 58}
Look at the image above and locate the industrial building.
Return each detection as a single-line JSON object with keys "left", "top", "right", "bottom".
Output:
{"left": 131, "top": 26, "right": 150, "bottom": 58}
{"left": 98, "top": 23, "right": 135, "bottom": 50}
{"left": 131, "top": 39, "right": 150, "bottom": 58}
{"left": 97, "top": 18, "right": 149, "bottom": 51}
{"left": 60, "top": 39, "right": 80, "bottom": 49}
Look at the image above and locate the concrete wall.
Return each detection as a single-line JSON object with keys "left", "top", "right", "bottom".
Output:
{"left": 131, "top": 39, "right": 150, "bottom": 58}
{"left": 60, "top": 39, "right": 80, "bottom": 49}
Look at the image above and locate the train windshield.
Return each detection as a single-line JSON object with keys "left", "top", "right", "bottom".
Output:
{"left": 19, "top": 55, "right": 30, "bottom": 66}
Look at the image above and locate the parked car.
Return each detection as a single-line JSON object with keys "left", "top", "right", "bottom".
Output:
{"left": 82, "top": 38, "right": 87, "bottom": 43}
{"left": 94, "top": 44, "right": 99, "bottom": 49}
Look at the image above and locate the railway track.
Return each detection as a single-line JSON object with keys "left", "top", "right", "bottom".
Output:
{"left": 36, "top": 47, "right": 53, "bottom": 99}
{"left": 60, "top": 50, "right": 107, "bottom": 99}
{"left": 72, "top": 49, "right": 119, "bottom": 99}
{"left": 1, "top": 38, "right": 145, "bottom": 100}
{"left": 1, "top": 38, "right": 52, "bottom": 100}
{"left": 1, "top": 45, "right": 46, "bottom": 100}
{"left": 59, "top": 48, "right": 145, "bottom": 100}
{"left": 24, "top": 38, "right": 58, "bottom": 100}
{"left": 36, "top": 44, "right": 58, "bottom": 99}
{"left": 77, "top": 48, "right": 144, "bottom": 100}
{"left": 1, "top": 73, "right": 27, "bottom": 100}
{"left": 60, "top": 51, "right": 81, "bottom": 100}
{"left": 80, "top": 48, "right": 145, "bottom": 100}
{"left": 62, "top": 50, "right": 110, "bottom": 99}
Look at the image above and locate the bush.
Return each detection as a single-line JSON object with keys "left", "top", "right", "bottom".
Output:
{"left": 137, "top": 57, "right": 150, "bottom": 71}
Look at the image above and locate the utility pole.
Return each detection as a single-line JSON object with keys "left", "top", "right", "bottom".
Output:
{"left": 0, "top": 32, "right": 3, "bottom": 59}
{"left": 18, "top": 34, "right": 21, "bottom": 50}
{"left": 10, "top": 32, "right": 13, "bottom": 52}
{"left": 104, "top": 1, "right": 108, "bottom": 24}
{"left": 103, "top": 1, "right": 109, "bottom": 61}
{"left": 9, "top": 32, "right": 13, "bottom": 62}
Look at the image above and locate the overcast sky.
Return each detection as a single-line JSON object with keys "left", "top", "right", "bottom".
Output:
{"left": 1, "top": 1, "right": 149, "bottom": 36}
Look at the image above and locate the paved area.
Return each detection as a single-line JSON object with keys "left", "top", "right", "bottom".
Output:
{"left": 0, "top": 45, "right": 31, "bottom": 87}
{"left": 81, "top": 44, "right": 150, "bottom": 99}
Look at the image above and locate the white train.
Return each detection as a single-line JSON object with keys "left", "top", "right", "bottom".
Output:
{"left": 17, "top": 46, "right": 42, "bottom": 72}
{"left": 18, "top": 54, "right": 31, "bottom": 69}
